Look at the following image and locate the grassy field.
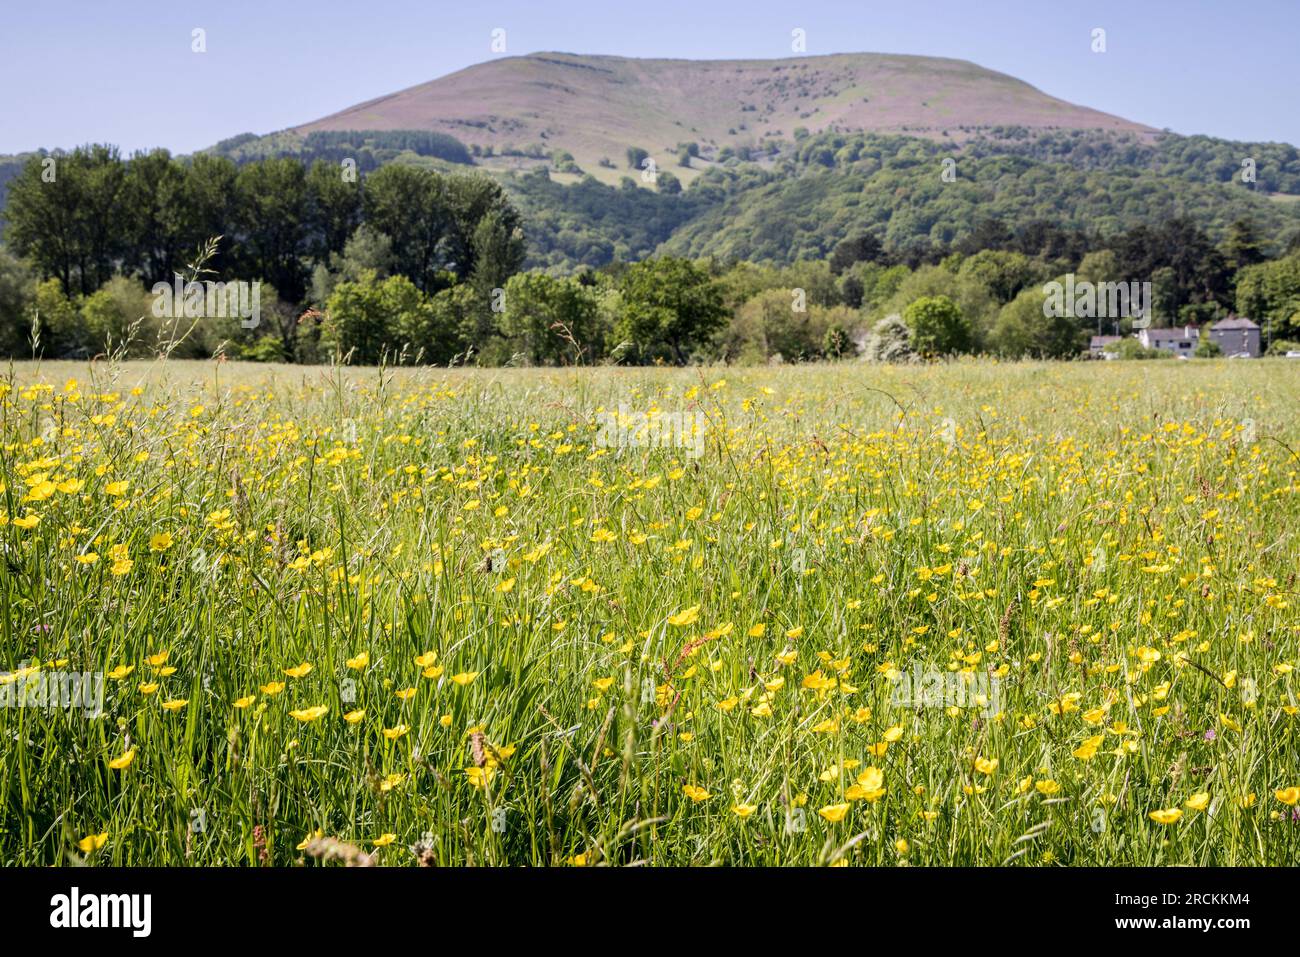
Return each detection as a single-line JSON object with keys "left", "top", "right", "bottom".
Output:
{"left": 2, "top": 357, "right": 1298, "bottom": 866}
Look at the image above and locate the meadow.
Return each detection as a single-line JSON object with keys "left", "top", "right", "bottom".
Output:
{"left": 1, "top": 356, "right": 1298, "bottom": 866}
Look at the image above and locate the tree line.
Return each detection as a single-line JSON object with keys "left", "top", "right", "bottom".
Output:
{"left": 0, "top": 145, "right": 523, "bottom": 360}
{"left": 2, "top": 143, "right": 1300, "bottom": 365}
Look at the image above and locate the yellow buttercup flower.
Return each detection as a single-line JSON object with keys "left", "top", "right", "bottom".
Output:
{"left": 667, "top": 605, "right": 701, "bottom": 627}
{"left": 818, "top": 803, "right": 850, "bottom": 823}
{"left": 77, "top": 832, "right": 108, "bottom": 853}
{"left": 1072, "top": 735, "right": 1103, "bottom": 761}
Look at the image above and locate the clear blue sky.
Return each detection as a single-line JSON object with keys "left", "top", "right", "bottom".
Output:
{"left": 1, "top": 0, "right": 1295, "bottom": 155}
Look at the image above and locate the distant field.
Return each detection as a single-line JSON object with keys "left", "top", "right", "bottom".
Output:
{"left": 2, "top": 358, "right": 1298, "bottom": 865}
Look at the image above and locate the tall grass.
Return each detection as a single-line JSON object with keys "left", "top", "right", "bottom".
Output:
{"left": 1, "top": 357, "right": 1297, "bottom": 866}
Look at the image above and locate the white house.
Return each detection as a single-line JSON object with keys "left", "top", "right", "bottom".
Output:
{"left": 1137, "top": 325, "right": 1199, "bottom": 356}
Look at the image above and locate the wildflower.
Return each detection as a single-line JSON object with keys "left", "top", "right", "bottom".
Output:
{"left": 1072, "top": 735, "right": 1103, "bottom": 761}
{"left": 818, "top": 803, "right": 850, "bottom": 823}
{"left": 77, "top": 833, "right": 108, "bottom": 853}
{"left": 667, "top": 605, "right": 701, "bottom": 627}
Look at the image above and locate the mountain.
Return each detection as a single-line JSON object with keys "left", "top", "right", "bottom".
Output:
{"left": 292, "top": 51, "right": 1155, "bottom": 183}
{"left": 10, "top": 53, "right": 1298, "bottom": 272}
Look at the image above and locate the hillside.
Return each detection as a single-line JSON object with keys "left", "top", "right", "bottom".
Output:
{"left": 292, "top": 51, "right": 1155, "bottom": 183}
{"left": 508, "top": 130, "right": 1300, "bottom": 268}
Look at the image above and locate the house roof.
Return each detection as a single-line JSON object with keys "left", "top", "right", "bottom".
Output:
{"left": 1089, "top": 336, "right": 1121, "bottom": 348}
{"left": 1143, "top": 328, "right": 1197, "bottom": 341}
{"left": 1212, "top": 316, "right": 1259, "bottom": 330}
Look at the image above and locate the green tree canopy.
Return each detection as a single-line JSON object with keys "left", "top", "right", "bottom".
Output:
{"left": 617, "top": 257, "right": 727, "bottom": 364}
{"left": 902, "top": 294, "right": 971, "bottom": 357}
